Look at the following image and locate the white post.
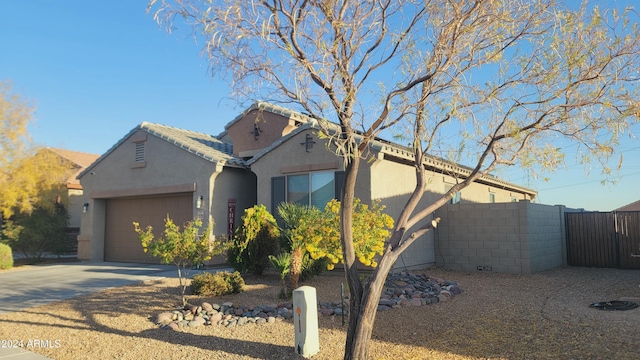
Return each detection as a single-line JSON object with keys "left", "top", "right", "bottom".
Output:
{"left": 293, "top": 285, "right": 320, "bottom": 357}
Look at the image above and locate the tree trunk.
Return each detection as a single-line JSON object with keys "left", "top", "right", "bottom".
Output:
{"left": 343, "top": 257, "right": 363, "bottom": 358}
{"left": 289, "top": 247, "right": 303, "bottom": 292}
{"left": 341, "top": 154, "right": 366, "bottom": 359}
{"left": 344, "top": 237, "right": 401, "bottom": 360}
{"left": 176, "top": 265, "right": 187, "bottom": 306}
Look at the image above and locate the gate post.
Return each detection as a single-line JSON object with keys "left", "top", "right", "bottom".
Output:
{"left": 293, "top": 286, "right": 320, "bottom": 357}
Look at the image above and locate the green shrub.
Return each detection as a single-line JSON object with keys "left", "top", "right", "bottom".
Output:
{"left": 1, "top": 204, "right": 69, "bottom": 259}
{"left": 276, "top": 202, "right": 328, "bottom": 291}
{"left": 191, "top": 271, "right": 245, "bottom": 297}
{"left": 300, "top": 253, "right": 328, "bottom": 282}
{"left": 269, "top": 252, "right": 291, "bottom": 299}
{"left": 0, "top": 243, "right": 14, "bottom": 270}
{"left": 228, "top": 205, "right": 280, "bottom": 275}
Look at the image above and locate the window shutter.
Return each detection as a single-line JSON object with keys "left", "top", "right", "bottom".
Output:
{"left": 334, "top": 171, "right": 345, "bottom": 200}
{"left": 271, "top": 176, "right": 286, "bottom": 213}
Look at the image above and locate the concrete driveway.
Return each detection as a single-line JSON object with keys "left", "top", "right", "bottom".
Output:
{"left": 0, "top": 261, "right": 222, "bottom": 314}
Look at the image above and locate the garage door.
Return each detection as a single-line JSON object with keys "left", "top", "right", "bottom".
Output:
{"left": 104, "top": 193, "right": 193, "bottom": 263}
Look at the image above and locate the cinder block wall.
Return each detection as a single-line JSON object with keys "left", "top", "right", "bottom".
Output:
{"left": 434, "top": 201, "right": 567, "bottom": 274}
{"left": 524, "top": 202, "right": 566, "bottom": 273}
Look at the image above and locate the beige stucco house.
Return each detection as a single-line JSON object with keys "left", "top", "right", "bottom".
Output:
{"left": 76, "top": 123, "right": 256, "bottom": 263}
{"left": 77, "top": 102, "right": 536, "bottom": 268}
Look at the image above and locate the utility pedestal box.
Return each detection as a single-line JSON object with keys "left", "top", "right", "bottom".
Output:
{"left": 293, "top": 286, "right": 320, "bottom": 357}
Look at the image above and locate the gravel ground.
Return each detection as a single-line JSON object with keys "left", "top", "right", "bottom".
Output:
{"left": 0, "top": 266, "right": 639, "bottom": 360}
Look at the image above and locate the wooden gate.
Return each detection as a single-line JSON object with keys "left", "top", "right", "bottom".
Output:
{"left": 566, "top": 211, "right": 640, "bottom": 269}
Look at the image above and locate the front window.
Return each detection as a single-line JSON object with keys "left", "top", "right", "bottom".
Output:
{"left": 287, "top": 174, "right": 309, "bottom": 206}
{"left": 445, "top": 183, "right": 461, "bottom": 204}
{"left": 287, "top": 171, "right": 335, "bottom": 208}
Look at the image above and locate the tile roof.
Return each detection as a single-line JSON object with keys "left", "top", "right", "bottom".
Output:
{"left": 47, "top": 148, "right": 100, "bottom": 168}
{"left": 222, "top": 101, "right": 314, "bottom": 133}
{"left": 78, "top": 122, "right": 245, "bottom": 179}
{"left": 140, "top": 122, "right": 243, "bottom": 166}
{"left": 244, "top": 104, "right": 537, "bottom": 197}
{"left": 46, "top": 148, "right": 100, "bottom": 186}
{"left": 371, "top": 142, "right": 537, "bottom": 196}
{"left": 74, "top": 101, "right": 537, "bottom": 198}
{"left": 616, "top": 199, "right": 640, "bottom": 211}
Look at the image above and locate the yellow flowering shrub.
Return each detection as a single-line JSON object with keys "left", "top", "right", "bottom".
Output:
{"left": 302, "top": 199, "right": 394, "bottom": 269}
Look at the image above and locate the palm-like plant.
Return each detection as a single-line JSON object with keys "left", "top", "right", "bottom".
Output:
{"left": 277, "top": 202, "right": 324, "bottom": 292}
{"left": 268, "top": 252, "right": 291, "bottom": 299}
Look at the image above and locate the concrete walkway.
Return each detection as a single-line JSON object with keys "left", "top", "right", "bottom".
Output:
{"left": 0, "top": 261, "right": 231, "bottom": 359}
{"left": 0, "top": 347, "right": 51, "bottom": 360}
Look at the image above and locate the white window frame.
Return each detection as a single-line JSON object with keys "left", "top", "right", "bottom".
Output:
{"left": 286, "top": 171, "right": 335, "bottom": 208}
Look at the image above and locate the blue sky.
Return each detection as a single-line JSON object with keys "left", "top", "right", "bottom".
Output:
{"left": 1, "top": 1, "right": 638, "bottom": 211}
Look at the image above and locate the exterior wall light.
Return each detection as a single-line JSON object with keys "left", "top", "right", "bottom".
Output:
{"left": 196, "top": 196, "right": 204, "bottom": 209}
{"left": 251, "top": 123, "right": 262, "bottom": 140}
{"left": 83, "top": 203, "right": 89, "bottom": 213}
{"left": 301, "top": 134, "right": 316, "bottom": 152}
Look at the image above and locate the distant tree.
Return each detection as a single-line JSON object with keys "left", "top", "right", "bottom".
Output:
{"left": 1, "top": 81, "right": 75, "bottom": 260}
{"left": 0, "top": 81, "right": 71, "bottom": 218}
{"left": 134, "top": 216, "right": 226, "bottom": 306}
{"left": 149, "top": 1, "right": 640, "bottom": 358}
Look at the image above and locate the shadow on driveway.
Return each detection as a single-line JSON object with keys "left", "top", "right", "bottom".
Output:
{"left": 0, "top": 261, "right": 229, "bottom": 314}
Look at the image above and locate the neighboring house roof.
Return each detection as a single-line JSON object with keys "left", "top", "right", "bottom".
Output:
{"left": 46, "top": 148, "right": 100, "bottom": 188}
{"left": 78, "top": 122, "right": 245, "bottom": 179}
{"left": 616, "top": 200, "right": 640, "bottom": 211}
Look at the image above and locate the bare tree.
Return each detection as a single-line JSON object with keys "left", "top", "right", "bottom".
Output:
{"left": 148, "top": 0, "right": 640, "bottom": 358}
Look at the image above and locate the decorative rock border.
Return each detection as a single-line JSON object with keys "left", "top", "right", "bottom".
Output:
{"left": 379, "top": 271, "right": 462, "bottom": 311}
{"left": 156, "top": 301, "right": 291, "bottom": 330}
{"left": 155, "top": 271, "right": 462, "bottom": 331}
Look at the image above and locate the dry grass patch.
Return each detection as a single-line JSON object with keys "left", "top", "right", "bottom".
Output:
{"left": 0, "top": 267, "right": 639, "bottom": 360}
